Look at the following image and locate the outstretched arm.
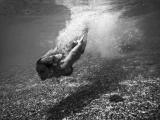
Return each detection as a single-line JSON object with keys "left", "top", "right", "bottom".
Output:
{"left": 60, "top": 32, "right": 88, "bottom": 69}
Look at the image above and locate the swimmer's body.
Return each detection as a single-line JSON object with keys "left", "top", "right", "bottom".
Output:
{"left": 36, "top": 28, "right": 88, "bottom": 80}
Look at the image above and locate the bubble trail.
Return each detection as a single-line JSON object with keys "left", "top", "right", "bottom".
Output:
{"left": 55, "top": 0, "right": 143, "bottom": 58}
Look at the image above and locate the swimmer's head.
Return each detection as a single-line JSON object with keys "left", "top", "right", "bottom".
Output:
{"left": 36, "top": 53, "right": 63, "bottom": 80}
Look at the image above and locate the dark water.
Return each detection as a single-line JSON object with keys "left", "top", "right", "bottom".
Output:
{"left": 0, "top": 5, "right": 70, "bottom": 71}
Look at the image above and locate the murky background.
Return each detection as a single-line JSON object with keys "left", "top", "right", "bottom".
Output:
{"left": 0, "top": 1, "right": 70, "bottom": 71}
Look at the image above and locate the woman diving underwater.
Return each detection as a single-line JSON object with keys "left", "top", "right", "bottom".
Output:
{"left": 36, "top": 27, "right": 88, "bottom": 80}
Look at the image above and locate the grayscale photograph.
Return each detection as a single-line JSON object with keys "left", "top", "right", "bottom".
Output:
{"left": 0, "top": 0, "right": 160, "bottom": 119}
